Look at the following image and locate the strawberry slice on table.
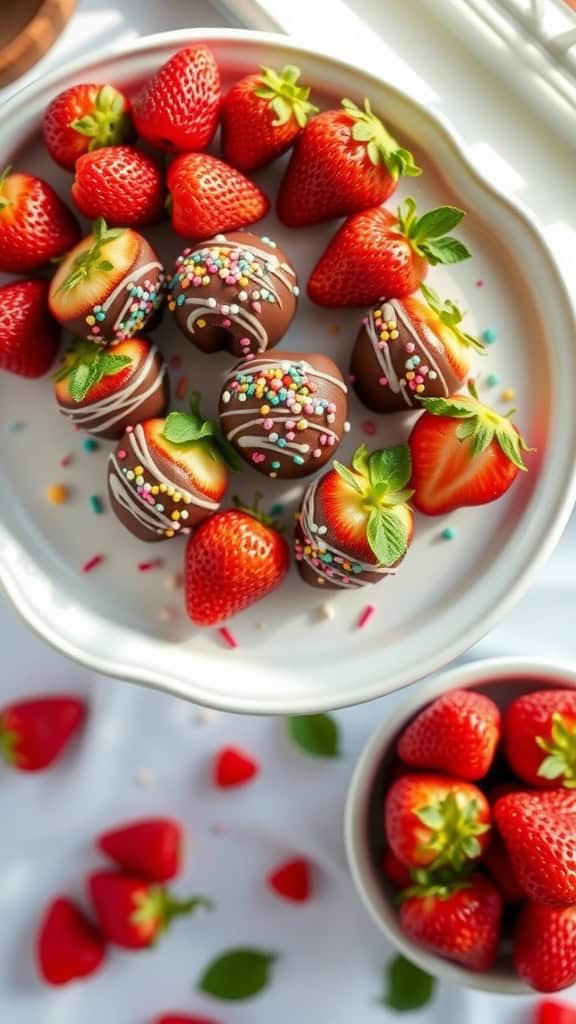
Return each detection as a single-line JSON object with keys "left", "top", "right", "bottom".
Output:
{"left": 514, "top": 902, "right": 576, "bottom": 993}
{"left": 97, "top": 818, "right": 183, "bottom": 882}
{"left": 0, "top": 169, "right": 80, "bottom": 273}
{"left": 397, "top": 689, "right": 502, "bottom": 781}
{"left": 409, "top": 382, "right": 533, "bottom": 514}
{"left": 213, "top": 745, "right": 260, "bottom": 788}
{"left": 277, "top": 98, "right": 421, "bottom": 227}
{"left": 37, "top": 896, "right": 106, "bottom": 986}
{"left": 43, "top": 83, "right": 132, "bottom": 171}
{"left": 132, "top": 45, "right": 220, "bottom": 152}
{"left": 87, "top": 871, "right": 211, "bottom": 950}
{"left": 72, "top": 145, "right": 164, "bottom": 227}
{"left": 267, "top": 858, "right": 311, "bottom": 902}
{"left": 494, "top": 789, "right": 576, "bottom": 907}
{"left": 504, "top": 690, "right": 576, "bottom": 789}
{"left": 385, "top": 773, "right": 491, "bottom": 871}
{"left": 536, "top": 1000, "right": 576, "bottom": 1024}
{"left": 221, "top": 64, "right": 318, "bottom": 172}
{"left": 399, "top": 873, "right": 502, "bottom": 972}
{"left": 185, "top": 497, "right": 290, "bottom": 626}
{"left": 166, "top": 153, "right": 269, "bottom": 240}
{"left": 307, "top": 198, "right": 470, "bottom": 306}
{"left": 153, "top": 1016, "right": 222, "bottom": 1024}
{"left": 0, "top": 695, "right": 86, "bottom": 771}
{"left": 0, "top": 279, "right": 60, "bottom": 378}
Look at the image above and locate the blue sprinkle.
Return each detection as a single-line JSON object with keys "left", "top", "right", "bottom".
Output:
{"left": 321, "top": 553, "right": 333, "bottom": 564}
{"left": 441, "top": 527, "right": 457, "bottom": 541}
{"left": 482, "top": 328, "right": 497, "bottom": 343}
{"left": 176, "top": 294, "right": 186, "bottom": 306}
{"left": 89, "top": 495, "right": 103, "bottom": 514}
{"left": 270, "top": 396, "right": 280, "bottom": 406}
{"left": 271, "top": 461, "right": 281, "bottom": 470}
{"left": 8, "top": 420, "right": 24, "bottom": 432}
{"left": 293, "top": 455, "right": 305, "bottom": 465}
{"left": 83, "top": 438, "right": 99, "bottom": 453}
{"left": 352, "top": 564, "right": 363, "bottom": 574}
{"left": 486, "top": 373, "right": 500, "bottom": 387}
{"left": 277, "top": 437, "right": 287, "bottom": 448}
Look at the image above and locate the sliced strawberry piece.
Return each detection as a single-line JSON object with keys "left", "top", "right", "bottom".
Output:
{"left": 267, "top": 858, "right": 311, "bottom": 902}
{"left": 213, "top": 745, "right": 260, "bottom": 787}
{"left": 37, "top": 897, "right": 106, "bottom": 986}
{"left": 0, "top": 695, "right": 86, "bottom": 771}
{"left": 97, "top": 818, "right": 183, "bottom": 882}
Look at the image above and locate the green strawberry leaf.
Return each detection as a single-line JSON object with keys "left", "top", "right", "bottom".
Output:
{"left": 420, "top": 397, "right": 476, "bottom": 418}
{"left": 352, "top": 443, "right": 370, "bottom": 479}
{"left": 419, "top": 237, "right": 472, "bottom": 266}
{"left": 368, "top": 445, "right": 411, "bottom": 492}
{"left": 367, "top": 508, "right": 408, "bottom": 566}
{"left": 461, "top": 836, "right": 482, "bottom": 859}
{"left": 495, "top": 423, "right": 532, "bottom": 471}
{"left": 343, "top": 98, "right": 421, "bottom": 179}
{"left": 456, "top": 418, "right": 478, "bottom": 441}
{"left": 411, "top": 206, "right": 465, "bottom": 240}
{"left": 198, "top": 948, "right": 277, "bottom": 1001}
{"left": 286, "top": 713, "right": 341, "bottom": 758}
{"left": 420, "top": 283, "right": 485, "bottom": 354}
{"left": 382, "top": 955, "right": 436, "bottom": 1012}
{"left": 254, "top": 64, "right": 318, "bottom": 127}
{"left": 538, "top": 754, "right": 568, "bottom": 780}
{"left": 163, "top": 411, "right": 214, "bottom": 444}
{"left": 69, "top": 363, "right": 92, "bottom": 402}
{"left": 470, "top": 420, "right": 495, "bottom": 457}
{"left": 415, "top": 806, "right": 444, "bottom": 829}
{"left": 98, "top": 354, "right": 132, "bottom": 376}
{"left": 333, "top": 460, "right": 363, "bottom": 494}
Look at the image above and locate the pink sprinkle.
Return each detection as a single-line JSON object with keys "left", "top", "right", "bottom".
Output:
{"left": 225, "top": 276, "right": 236, "bottom": 285}
{"left": 415, "top": 375, "right": 424, "bottom": 384}
{"left": 117, "top": 449, "right": 127, "bottom": 460}
{"left": 304, "top": 404, "right": 314, "bottom": 416}
{"left": 263, "top": 418, "right": 274, "bottom": 430}
{"left": 170, "top": 354, "right": 182, "bottom": 370}
{"left": 60, "top": 454, "right": 73, "bottom": 467}
{"left": 252, "top": 301, "right": 262, "bottom": 314}
{"left": 357, "top": 604, "right": 376, "bottom": 629}
{"left": 361, "top": 316, "right": 368, "bottom": 325}
{"left": 138, "top": 559, "right": 164, "bottom": 572}
{"left": 327, "top": 435, "right": 336, "bottom": 446}
{"left": 313, "top": 448, "right": 322, "bottom": 458}
{"left": 82, "top": 554, "right": 104, "bottom": 573}
{"left": 286, "top": 431, "right": 296, "bottom": 441}
{"left": 285, "top": 420, "right": 296, "bottom": 429}
{"left": 91, "top": 325, "right": 100, "bottom": 334}
{"left": 476, "top": 279, "right": 484, "bottom": 287}
{"left": 126, "top": 425, "right": 134, "bottom": 433}
{"left": 406, "top": 342, "right": 415, "bottom": 354}
{"left": 348, "top": 374, "right": 356, "bottom": 384}
{"left": 218, "top": 626, "right": 238, "bottom": 650}
{"left": 362, "top": 419, "right": 376, "bottom": 436}
{"left": 378, "top": 376, "right": 388, "bottom": 386}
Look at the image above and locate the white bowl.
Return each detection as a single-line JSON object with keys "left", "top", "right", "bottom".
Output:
{"left": 1, "top": 30, "right": 576, "bottom": 713}
{"left": 344, "top": 656, "right": 576, "bottom": 994}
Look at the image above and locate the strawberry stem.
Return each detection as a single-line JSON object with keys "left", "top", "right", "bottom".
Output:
{"left": 71, "top": 84, "right": 132, "bottom": 149}
{"left": 415, "top": 792, "right": 490, "bottom": 872}
{"left": 232, "top": 493, "right": 283, "bottom": 530}
{"left": 536, "top": 712, "right": 576, "bottom": 788}
{"left": 341, "top": 99, "right": 421, "bottom": 179}
{"left": 420, "top": 284, "right": 485, "bottom": 355}
{"left": 254, "top": 64, "right": 319, "bottom": 128}
{"left": 396, "top": 197, "right": 471, "bottom": 267}
{"left": 0, "top": 165, "right": 13, "bottom": 211}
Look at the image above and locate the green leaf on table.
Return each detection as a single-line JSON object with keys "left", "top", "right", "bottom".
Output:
{"left": 381, "top": 954, "right": 436, "bottom": 1012}
{"left": 198, "top": 948, "right": 277, "bottom": 1001}
{"left": 285, "top": 713, "right": 341, "bottom": 758}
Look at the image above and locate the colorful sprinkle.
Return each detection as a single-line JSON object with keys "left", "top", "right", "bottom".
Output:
{"left": 46, "top": 483, "right": 69, "bottom": 505}
{"left": 218, "top": 626, "right": 238, "bottom": 650}
{"left": 89, "top": 495, "right": 103, "bottom": 515}
{"left": 501, "top": 388, "right": 516, "bottom": 402}
{"left": 482, "top": 328, "right": 497, "bottom": 343}
{"left": 164, "top": 572, "right": 183, "bottom": 590}
{"left": 170, "top": 354, "right": 182, "bottom": 370}
{"left": 319, "top": 602, "right": 336, "bottom": 621}
{"left": 138, "top": 559, "right": 164, "bottom": 572}
{"left": 476, "top": 280, "right": 484, "bottom": 287}
{"left": 486, "top": 373, "right": 500, "bottom": 387}
{"left": 357, "top": 604, "right": 376, "bottom": 630}
{"left": 8, "top": 420, "right": 25, "bottom": 432}
{"left": 59, "top": 453, "right": 73, "bottom": 468}
{"left": 83, "top": 438, "right": 99, "bottom": 453}
{"left": 361, "top": 419, "right": 376, "bottom": 436}
{"left": 176, "top": 376, "right": 189, "bottom": 399}
{"left": 134, "top": 767, "right": 156, "bottom": 788}
{"left": 158, "top": 606, "right": 175, "bottom": 622}
{"left": 82, "top": 554, "right": 104, "bottom": 573}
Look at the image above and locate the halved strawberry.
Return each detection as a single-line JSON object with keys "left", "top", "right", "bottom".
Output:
{"left": 54, "top": 337, "right": 141, "bottom": 404}
{"left": 43, "top": 83, "right": 133, "bottom": 171}
{"left": 409, "top": 382, "right": 533, "bottom": 514}
{"left": 49, "top": 219, "right": 141, "bottom": 324}
{"left": 0, "top": 169, "right": 80, "bottom": 273}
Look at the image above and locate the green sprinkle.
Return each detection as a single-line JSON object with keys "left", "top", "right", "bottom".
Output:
{"left": 293, "top": 455, "right": 305, "bottom": 465}
{"left": 8, "top": 421, "right": 24, "bottom": 432}
{"left": 270, "top": 503, "right": 285, "bottom": 516}
{"left": 271, "top": 461, "right": 281, "bottom": 470}
{"left": 83, "top": 438, "right": 99, "bottom": 453}
{"left": 482, "top": 328, "right": 497, "bottom": 343}
{"left": 486, "top": 373, "right": 500, "bottom": 387}
{"left": 441, "top": 527, "right": 457, "bottom": 540}
{"left": 89, "top": 495, "right": 103, "bottom": 514}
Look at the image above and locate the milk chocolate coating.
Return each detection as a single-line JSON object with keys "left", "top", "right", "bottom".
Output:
{"left": 62, "top": 236, "right": 166, "bottom": 345}
{"left": 56, "top": 342, "right": 169, "bottom": 440}
{"left": 169, "top": 231, "right": 298, "bottom": 357}
{"left": 351, "top": 299, "right": 462, "bottom": 413}
{"left": 107, "top": 423, "right": 219, "bottom": 542}
{"left": 219, "top": 352, "right": 349, "bottom": 480}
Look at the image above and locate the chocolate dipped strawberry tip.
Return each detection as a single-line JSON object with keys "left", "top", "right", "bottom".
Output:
{"left": 396, "top": 197, "right": 471, "bottom": 267}
{"left": 341, "top": 98, "right": 421, "bottom": 179}
{"left": 254, "top": 64, "right": 319, "bottom": 127}
{"left": 419, "top": 283, "right": 486, "bottom": 354}
{"left": 56, "top": 217, "right": 123, "bottom": 294}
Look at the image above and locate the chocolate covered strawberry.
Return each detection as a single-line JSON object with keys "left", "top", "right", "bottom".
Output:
{"left": 505, "top": 690, "right": 576, "bottom": 789}
{"left": 494, "top": 790, "right": 576, "bottom": 907}
{"left": 213, "top": 745, "right": 260, "bottom": 787}
{"left": 53, "top": 336, "right": 169, "bottom": 439}
{"left": 49, "top": 217, "right": 165, "bottom": 344}
{"left": 72, "top": 145, "right": 164, "bottom": 227}
{"left": 0, "top": 695, "right": 86, "bottom": 771}
{"left": 514, "top": 902, "right": 576, "bottom": 993}
{"left": 98, "top": 818, "right": 183, "bottom": 882}
{"left": 37, "top": 897, "right": 106, "bottom": 986}
{"left": 385, "top": 774, "right": 491, "bottom": 871}
{"left": 185, "top": 499, "right": 290, "bottom": 626}
{"left": 277, "top": 99, "right": 420, "bottom": 227}
{"left": 399, "top": 874, "right": 502, "bottom": 972}
{"left": 132, "top": 45, "right": 220, "bottom": 152}
{"left": 0, "top": 279, "right": 60, "bottom": 378}
{"left": 409, "top": 383, "right": 533, "bottom": 514}
{"left": 0, "top": 169, "right": 79, "bottom": 273}
{"left": 397, "top": 689, "right": 502, "bottom": 781}
{"left": 308, "top": 199, "right": 470, "bottom": 306}
{"left": 108, "top": 397, "right": 231, "bottom": 542}
{"left": 295, "top": 443, "right": 414, "bottom": 590}
{"left": 222, "top": 64, "right": 318, "bottom": 171}
{"left": 351, "top": 284, "right": 485, "bottom": 413}
{"left": 88, "top": 871, "right": 210, "bottom": 949}
{"left": 167, "top": 154, "right": 269, "bottom": 240}
{"left": 43, "top": 83, "right": 132, "bottom": 171}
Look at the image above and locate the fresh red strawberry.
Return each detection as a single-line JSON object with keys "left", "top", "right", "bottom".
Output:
{"left": 514, "top": 902, "right": 576, "bottom": 992}
{"left": 399, "top": 873, "right": 502, "bottom": 971}
{"left": 213, "top": 745, "right": 260, "bottom": 787}
{"left": 0, "top": 279, "right": 60, "bottom": 378}
{"left": 385, "top": 773, "right": 491, "bottom": 871}
{"left": 504, "top": 690, "right": 576, "bottom": 789}
{"left": 153, "top": 1016, "right": 222, "bottom": 1024}
{"left": 166, "top": 154, "right": 269, "bottom": 240}
{"left": 494, "top": 790, "right": 576, "bottom": 906}
{"left": 132, "top": 45, "right": 220, "bottom": 152}
{"left": 482, "top": 834, "right": 525, "bottom": 903}
{"left": 397, "top": 689, "right": 502, "bottom": 781}
{"left": 380, "top": 849, "right": 413, "bottom": 890}
{"left": 277, "top": 99, "right": 420, "bottom": 227}
{"left": 295, "top": 444, "right": 414, "bottom": 589}
{"left": 37, "top": 897, "right": 106, "bottom": 986}
{"left": 185, "top": 500, "right": 289, "bottom": 626}
{"left": 307, "top": 199, "right": 470, "bottom": 306}
{"left": 409, "top": 383, "right": 532, "bottom": 514}
{"left": 0, "top": 695, "right": 86, "bottom": 771}
{"left": 72, "top": 145, "right": 164, "bottom": 227}
{"left": 267, "top": 858, "right": 311, "bottom": 902}
{"left": 87, "top": 871, "right": 210, "bottom": 949}
{"left": 536, "top": 1000, "right": 576, "bottom": 1024}
{"left": 221, "top": 64, "right": 318, "bottom": 172}
{"left": 98, "top": 818, "right": 183, "bottom": 882}
{"left": 0, "top": 169, "right": 80, "bottom": 272}
{"left": 43, "top": 83, "right": 132, "bottom": 171}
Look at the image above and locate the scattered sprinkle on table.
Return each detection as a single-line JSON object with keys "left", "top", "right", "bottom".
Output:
{"left": 59, "top": 453, "right": 73, "bottom": 468}
{"left": 441, "top": 526, "right": 457, "bottom": 541}
{"left": 328, "top": 324, "right": 340, "bottom": 335}
{"left": 170, "top": 354, "right": 182, "bottom": 370}
{"left": 270, "top": 503, "right": 285, "bottom": 517}
{"left": 8, "top": 420, "right": 25, "bottom": 432}
{"left": 254, "top": 622, "right": 266, "bottom": 631}
{"left": 176, "top": 375, "right": 189, "bottom": 399}
{"left": 361, "top": 419, "right": 376, "bottom": 436}
{"left": 348, "top": 374, "right": 357, "bottom": 384}
{"left": 46, "top": 483, "right": 69, "bottom": 505}
{"left": 134, "top": 767, "right": 156, "bottom": 788}
{"left": 319, "top": 601, "right": 335, "bottom": 621}
{"left": 476, "top": 279, "right": 484, "bottom": 288}
{"left": 89, "top": 495, "right": 103, "bottom": 515}
{"left": 357, "top": 604, "right": 376, "bottom": 630}
{"left": 164, "top": 572, "right": 183, "bottom": 590}
{"left": 82, "top": 554, "right": 104, "bottom": 573}
{"left": 481, "top": 328, "right": 497, "bottom": 343}
{"left": 158, "top": 606, "right": 175, "bottom": 622}
{"left": 195, "top": 707, "right": 218, "bottom": 724}
{"left": 501, "top": 387, "right": 516, "bottom": 402}
{"left": 209, "top": 822, "right": 227, "bottom": 835}
{"left": 83, "top": 438, "right": 99, "bottom": 453}
{"left": 218, "top": 626, "right": 238, "bottom": 649}
{"left": 138, "top": 558, "right": 164, "bottom": 572}
{"left": 485, "top": 373, "right": 500, "bottom": 388}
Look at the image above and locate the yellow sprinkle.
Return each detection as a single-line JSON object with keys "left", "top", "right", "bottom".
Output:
{"left": 406, "top": 371, "right": 415, "bottom": 381}
{"left": 297, "top": 419, "right": 307, "bottom": 431}
{"left": 389, "top": 330, "right": 399, "bottom": 340}
{"left": 274, "top": 369, "right": 283, "bottom": 378}
{"left": 134, "top": 466, "right": 144, "bottom": 476}
{"left": 416, "top": 384, "right": 425, "bottom": 393}
{"left": 159, "top": 483, "right": 167, "bottom": 493}
{"left": 380, "top": 331, "right": 390, "bottom": 341}
{"left": 165, "top": 529, "right": 175, "bottom": 538}
{"left": 86, "top": 315, "right": 96, "bottom": 326}
{"left": 374, "top": 309, "right": 382, "bottom": 318}
{"left": 261, "top": 404, "right": 270, "bottom": 415}
{"left": 240, "top": 276, "right": 249, "bottom": 287}
{"left": 501, "top": 388, "right": 516, "bottom": 402}
{"left": 386, "top": 320, "right": 397, "bottom": 330}
{"left": 304, "top": 545, "right": 312, "bottom": 555}
{"left": 196, "top": 319, "right": 206, "bottom": 328}
{"left": 167, "top": 487, "right": 174, "bottom": 497}
{"left": 173, "top": 492, "right": 182, "bottom": 503}
{"left": 168, "top": 301, "right": 176, "bottom": 311}
{"left": 171, "top": 510, "right": 181, "bottom": 521}
{"left": 182, "top": 495, "right": 192, "bottom": 504}
{"left": 151, "top": 486, "right": 159, "bottom": 495}
{"left": 46, "top": 483, "right": 69, "bottom": 505}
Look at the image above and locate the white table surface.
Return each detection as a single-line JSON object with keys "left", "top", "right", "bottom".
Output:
{"left": 1, "top": 1, "right": 574, "bottom": 1021}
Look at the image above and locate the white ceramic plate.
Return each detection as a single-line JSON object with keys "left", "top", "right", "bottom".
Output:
{"left": 1, "top": 29, "right": 575, "bottom": 714}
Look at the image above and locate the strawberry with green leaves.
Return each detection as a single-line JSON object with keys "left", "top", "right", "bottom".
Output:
{"left": 0, "top": 695, "right": 86, "bottom": 771}
{"left": 385, "top": 774, "right": 491, "bottom": 871}
{"left": 43, "top": 83, "right": 133, "bottom": 171}
{"left": 222, "top": 64, "right": 318, "bottom": 171}
{"left": 166, "top": 153, "right": 269, "bottom": 240}
{"left": 409, "top": 382, "right": 533, "bottom": 514}
{"left": 277, "top": 99, "right": 421, "bottom": 227}
{"left": 88, "top": 871, "right": 210, "bottom": 949}
{"left": 0, "top": 168, "right": 80, "bottom": 273}
{"left": 504, "top": 690, "right": 576, "bottom": 789}
{"left": 54, "top": 336, "right": 169, "bottom": 439}
{"left": 295, "top": 443, "right": 414, "bottom": 590}
{"left": 308, "top": 199, "right": 470, "bottom": 306}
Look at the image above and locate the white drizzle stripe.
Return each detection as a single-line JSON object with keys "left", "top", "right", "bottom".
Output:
{"left": 225, "top": 358, "right": 348, "bottom": 395}
{"left": 184, "top": 298, "right": 268, "bottom": 351}
{"left": 366, "top": 308, "right": 409, "bottom": 405}
{"left": 203, "top": 235, "right": 296, "bottom": 291}
{"left": 108, "top": 457, "right": 172, "bottom": 536}
{"left": 129, "top": 425, "right": 218, "bottom": 511}
{"left": 59, "top": 350, "right": 166, "bottom": 434}
{"left": 222, "top": 412, "right": 340, "bottom": 445}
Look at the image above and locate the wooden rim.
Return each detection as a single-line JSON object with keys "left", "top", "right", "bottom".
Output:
{"left": 0, "top": 0, "right": 76, "bottom": 89}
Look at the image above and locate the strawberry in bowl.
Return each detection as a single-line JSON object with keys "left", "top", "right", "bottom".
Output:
{"left": 0, "top": 279, "right": 60, "bottom": 379}
{"left": 43, "top": 83, "right": 133, "bottom": 171}
{"left": 0, "top": 168, "right": 80, "bottom": 273}
{"left": 71, "top": 145, "right": 165, "bottom": 228}
{"left": 132, "top": 45, "right": 220, "bottom": 153}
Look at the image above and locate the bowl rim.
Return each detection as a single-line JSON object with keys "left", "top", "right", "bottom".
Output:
{"left": 344, "top": 655, "right": 576, "bottom": 994}
{"left": 1, "top": 28, "right": 576, "bottom": 714}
